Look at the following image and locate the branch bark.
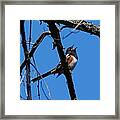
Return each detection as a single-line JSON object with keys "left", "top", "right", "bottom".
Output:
{"left": 45, "top": 20, "right": 77, "bottom": 100}
{"left": 20, "top": 20, "right": 32, "bottom": 100}
{"left": 44, "top": 20, "right": 100, "bottom": 37}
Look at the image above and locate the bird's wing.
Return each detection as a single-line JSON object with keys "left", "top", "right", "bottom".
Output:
{"left": 53, "top": 55, "right": 73, "bottom": 73}
{"left": 56, "top": 55, "right": 73, "bottom": 67}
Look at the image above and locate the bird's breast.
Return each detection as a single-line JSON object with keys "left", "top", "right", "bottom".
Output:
{"left": 68, "top": 56, "right": 77, "bottom": 71}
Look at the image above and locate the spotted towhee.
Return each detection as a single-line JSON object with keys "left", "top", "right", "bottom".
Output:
{"left": 31, "top": 45, "right": 78, "bottom": 83}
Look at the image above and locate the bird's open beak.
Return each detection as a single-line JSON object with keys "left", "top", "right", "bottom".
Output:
{"left": 71, "top": 45, "right": 74, "bottom": 48}
{"left": 73, "top": 47, "right": 77, "bottom": 50}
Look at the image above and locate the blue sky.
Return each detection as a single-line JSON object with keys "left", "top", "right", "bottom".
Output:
{"left": 20, "top": 20, "right": 100, "bottom": 100}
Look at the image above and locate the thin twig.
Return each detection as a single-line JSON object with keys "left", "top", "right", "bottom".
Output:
{"left": 32, "top": 57, "right": 40, "bottom": 100}
{"left": 42, "top": 79, "right": 52, "bottom": 100}
{"left": 62, "top": 21, "right": 84, "bottom": 40}
{"left": 30, "top": 61, "right": 40, "bottom": 75}
{"left": 40, "top": 81, "right": 50, "bottom": 100}
{"left": 29, "top": 20, "right": 32, "bottom": 50}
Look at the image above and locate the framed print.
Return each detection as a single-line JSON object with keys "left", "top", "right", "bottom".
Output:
{"left": 0, "top": 0, "right": 119, "bottom": 119}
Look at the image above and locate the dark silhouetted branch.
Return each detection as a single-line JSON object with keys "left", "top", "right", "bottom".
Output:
{"left": 44, "top": 20, "right": 100, "bottom": 37}
{"left": 20, "top": 31, "right": 51, "bottom": 75}
{"left": 29, "top": 20, "right": 32, "bottom": 50}
{"left": 45, "top": 20, "right": 77, "bottom": 100}
{"left": 20, "top": 20, "right": 32, "bottom": 100}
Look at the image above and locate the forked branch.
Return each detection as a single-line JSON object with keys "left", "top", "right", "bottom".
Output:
{"left": 20, "top": 31, "right": 51, "bottom": 75}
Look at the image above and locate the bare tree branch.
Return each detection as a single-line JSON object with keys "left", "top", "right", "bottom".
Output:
{"left": 29, "top": 20, "right": 32, "bottom": 50}
{"left": 20, "top": 20, "right": 32, "bottom": 100}
{"left": 45, "top": 20, "right": 77, "bottom": 100}
{"left": 44, "top": 20, "right": 100, "bottom": 37}
{"left": 20, "top": 31, "right": 51, "bottom": 75}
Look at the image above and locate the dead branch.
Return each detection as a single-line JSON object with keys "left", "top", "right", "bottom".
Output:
{"left": 45, "top": 20, "right": 77, "bottom": 100}
{"left": 44, "top": 20, "right": 100, "bottom": 37}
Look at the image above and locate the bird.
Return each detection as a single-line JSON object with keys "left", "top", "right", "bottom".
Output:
{"left": 31, "top": 45, "right": 78, "bottom": 83}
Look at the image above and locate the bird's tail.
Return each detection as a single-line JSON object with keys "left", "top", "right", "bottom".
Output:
{"left": 31, "top": 68, "right": 57, "bottom": 83}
